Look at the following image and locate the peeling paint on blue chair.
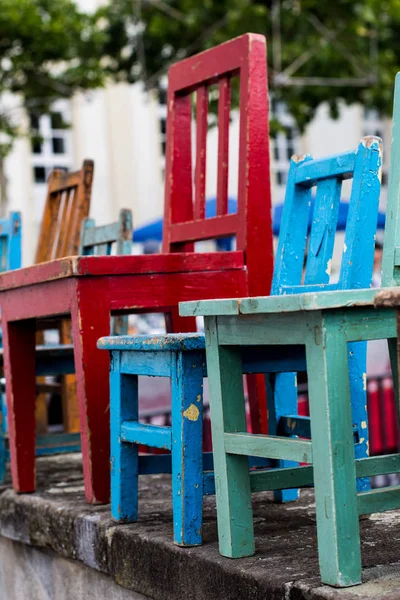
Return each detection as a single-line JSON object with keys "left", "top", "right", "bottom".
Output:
{"left": 0, "top": 212, "right": 22, "bottom": 482}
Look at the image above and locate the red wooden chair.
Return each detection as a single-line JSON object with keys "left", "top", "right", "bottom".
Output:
{"left": 1, "top": 33, "right": 273, "bottom": 504}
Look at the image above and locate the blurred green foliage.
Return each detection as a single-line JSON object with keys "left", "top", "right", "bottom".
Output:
{"left": 1, "top": 0, "right": 400, "bottom": 160}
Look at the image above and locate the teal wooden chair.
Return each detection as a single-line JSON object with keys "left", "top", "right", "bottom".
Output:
{"left": 180, "top": 130, "right": 395, "bottom": 586}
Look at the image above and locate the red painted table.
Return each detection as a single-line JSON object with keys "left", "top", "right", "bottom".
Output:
{"left": 1, "top": 253, "right": 248, "bottom": 503}
{"left": 2, "top": 32, "right": 275, "bottom": 505}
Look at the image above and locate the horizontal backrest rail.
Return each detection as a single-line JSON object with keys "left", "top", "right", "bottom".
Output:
{"left": 169, "top": 214, "right": 239, "bottom": 244}
{"left": 295, "top": 151, "right": 355, "bottom": 186}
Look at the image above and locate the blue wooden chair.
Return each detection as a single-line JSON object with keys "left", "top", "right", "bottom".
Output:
{"left": 268, "top": 140, "right": 378, "bottom": 499}
{"left": 99, "top": 136, "right": 382, "bottom": 546}
{"left": 0, "top": 210, "right": 132, "bottom": 482}
{"left": 0, "top": 212, "right": 22, "bottom": 481}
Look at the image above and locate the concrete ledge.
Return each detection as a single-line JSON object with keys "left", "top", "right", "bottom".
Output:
{"left": 1, "top": 455, "right": 400, "bottom": 599}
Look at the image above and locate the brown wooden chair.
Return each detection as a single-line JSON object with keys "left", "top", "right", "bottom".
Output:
{"left": 35, "top": 160, "right": 94, "bottom": 434}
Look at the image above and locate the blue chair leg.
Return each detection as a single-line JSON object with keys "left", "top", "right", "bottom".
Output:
{"left": 0, "top": 394, "right": 6, "bottom": 483}
{"left": 266, "top": 372, "right": 300, "bottom": 503}
{"left": 110, "top": 359, "right": 139, "bottom": 522}
{"left": 171, "top": 350, "right": 204, "bottom": 546}
{"left": 348, "top": 341, "right": 370, "bottom": 492}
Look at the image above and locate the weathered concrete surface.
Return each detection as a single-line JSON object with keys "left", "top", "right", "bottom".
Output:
{"left": 0, "top": 536, "right": 150, "bottom": 600}
{"left": 1, "top": 454, "right": 400, "bottom": 599}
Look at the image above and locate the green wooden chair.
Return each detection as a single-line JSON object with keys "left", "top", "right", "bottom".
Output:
{"left": 179, "top": 77, "right": 400, "bottom": 588}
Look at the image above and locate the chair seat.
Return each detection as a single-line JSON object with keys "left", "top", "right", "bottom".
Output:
{"left": 98, "top": 333, "right": 205, "bottom": 352}
{"left": 180, "top": 287, "right": 378, "bottom": 317}
{"left": 0, "top": 252, "right": 244, "bottom": 290}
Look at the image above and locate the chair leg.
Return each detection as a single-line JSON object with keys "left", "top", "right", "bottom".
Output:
{"left": 205, "top": 317, "right": 254, "bottom": 558}
{"left": 266, "top": 372, "right": 300, "bottom": 503}
{"left": 246, "top": 374, "right": 268, "bottom": 434}
{"left": 171, "top": 350, "right": 204, "bottom": 546}
{"left": 2, "top": 318, "right": 36, "bottom": 492}
{"left": 347, "top": 341, "right": 370, "bottom": 492}
{"left": 0, "top": 393, "right": 6, "bottom": 483}
{"left": 71, "top": 285, "right": 111, "bottom": 504}
{"left": 388, "top": 337, "right": 399, "bottom": 414}
{"left": 306, "top": 316, "right": 361, "bottom": 587}
{"left": 110, "top": 362, "right": 139, "bottom": 522}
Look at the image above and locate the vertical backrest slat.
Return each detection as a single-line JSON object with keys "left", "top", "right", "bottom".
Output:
{"left": 53, "top": 189, "right": 69, "bottom": 259}
{"left": 194, "top": 86, "right": 208, "bottom": 220}
{"left": 116, "top": 209, "right": 134, "bottom": 256}
{"left": 304, "top": 178, "right": 342, "bottom": 285}
{"left": 216, "top": 77, "right": 230, "bottom": 216}
{"left": 61, "top": 162, "right": 93, "bottom": 257}
{"left": 272, "top": 156, "right": 312, "bottom": 294}
{"left": 382, "top": 72, "right": 400, "bottom": 286}
{"left": 162, "top": 33, "right": 273, "bottom": 294}
{"left": 273, "top": 137, "right": 382, "bottom": 295}
{"left": 164, "top": 94, "right": 194, "bottom": 252}
{"left": 339, "top": 138, "right": 382, "bottom": 289}
{"left": 1, "top": 212, "right": 21, "bottom": 272}
{"left": 35, "top": 183, "right": 62, "bottom": 264}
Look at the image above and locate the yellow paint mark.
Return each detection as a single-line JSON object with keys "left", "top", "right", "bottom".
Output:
{"left": 325, "top": 259, "right": 332, "bottom": 276}
{"left": 359, "top": 437, "right": 365, "bottom": 444}
{"left": 362, "top": 373, "right": 367, "bottom": 391}
{"left": 361, "top": 420, "right": 367, "bottom": 429}
{"left": 196, "top": 394, "right": 201, "bottom": 403}
{"left": 183, "top": 404, "right": 200, "bottom": 421}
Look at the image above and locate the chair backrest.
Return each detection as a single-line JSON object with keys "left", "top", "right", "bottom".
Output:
{"left": 35, "top": 159, "right": 94, "bottom": 264}
{"left": 162, "top": 33, "right": 274, "bottom": 296}
{"left": 80, "top": 209, "right": 133, "bottom": 336}
{"left": 382, "top": 73, "right": 400, "bottom": 287}
{"left": 79, "top": 209, "right": 133, "bottom": 256}
{"left": 0, "top": 212, "right": 21, "bottom": 272}
{"left": 272, "top": 136, "right": 382, "bottom": 295}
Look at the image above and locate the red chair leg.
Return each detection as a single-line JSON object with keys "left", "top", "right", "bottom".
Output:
{"left": 2, "top": 317, "right": 36, "bottom": 492}
{"left": 246, "top": 374, "right": 268, "bottom": 434}
{"left": 71, "top": 283, "right": 111, "bottom": 504}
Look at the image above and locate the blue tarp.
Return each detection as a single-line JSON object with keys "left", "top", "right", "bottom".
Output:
{"left": 133, "top": 197, "right": 386, "bottom": 242}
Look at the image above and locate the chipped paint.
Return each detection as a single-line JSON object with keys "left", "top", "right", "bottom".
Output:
{"left": 196, "top": 394, "right": 201, "bottom": 402}
{"left": 343, "top": 243, "right": 347, "bottom": 253}
{"left": 183, "top": 404, "right": 200, "bottom": 421}
{"left": 362, "top": 373, "right": 367, "bottom": 391}
{"left": 361, "top": 420, "right": 367, "bottom": 429}
{"left": 325, "top": 259, "right": 332, "bottom": 276}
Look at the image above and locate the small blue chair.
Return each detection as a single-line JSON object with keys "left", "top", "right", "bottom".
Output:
{"left": 0, "top": 212, "right": 22, "bottom": 481}
{"left": 99, "top": 136, "right": 382, "bottom": 546}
